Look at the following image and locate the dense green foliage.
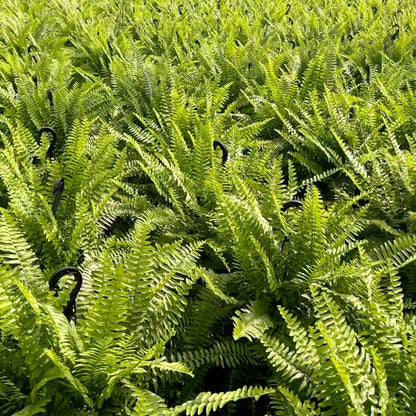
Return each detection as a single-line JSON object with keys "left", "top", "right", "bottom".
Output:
{"left": 1, "top": 0, "right": 416, "bottom": 414}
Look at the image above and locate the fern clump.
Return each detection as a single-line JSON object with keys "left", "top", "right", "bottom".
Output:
{"left": 1, "top": 0, "right": 416, "bottom": 414}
